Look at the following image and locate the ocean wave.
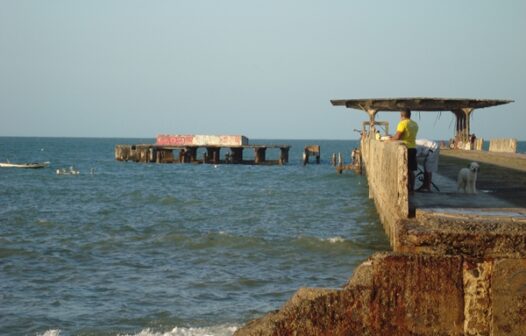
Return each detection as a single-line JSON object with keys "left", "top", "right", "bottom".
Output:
{"left": 293, "top": 235, "right": 358, "bottom": 253}
{"left": 296, "top": 235, "right": 348, "bottom": 244}
{"left": 323, "top": 236, "right": 346, "bottom": 243}
{"left": 36, "top": 326, "right": 238, "bottom": 336}
{"left": 118, "top": 325, "right": 238, "bottom": 336}
{"left": 37, "top": 330, "right": 61, "bottom": 336}
{"left": 163, "top": 232, "right": 355, "bottom": 253}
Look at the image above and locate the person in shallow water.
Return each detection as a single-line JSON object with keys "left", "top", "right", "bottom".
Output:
{"left": 390, "top": 108, "right": 419, "bottom": 192}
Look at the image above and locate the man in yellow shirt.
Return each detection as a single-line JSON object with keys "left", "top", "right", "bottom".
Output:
{"left": 391, "top": 108, "right": 419, "bottom": 192}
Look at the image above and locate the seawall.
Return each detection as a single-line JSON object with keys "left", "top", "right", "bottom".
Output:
{"left": 235, "top": 138, "right": 526, "bottom": 336}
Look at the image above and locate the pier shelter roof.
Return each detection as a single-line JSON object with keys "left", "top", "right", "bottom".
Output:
{"left": 330, "top": 97, "right": 512, "bottom": 112}
{"left": 331, "top": 97, "right": 513, "bottom": 142}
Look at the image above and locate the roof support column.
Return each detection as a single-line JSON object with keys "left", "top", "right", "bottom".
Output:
{"left": 463, "top": 108, "right": 474, "bottom": 145}
{"left": 367, "top": 109, "right": 378, "bottom": 139}
{"left": 452, "top": 108, "right": 474, "bottom": 147}
{"left": 452, "top": 110, "right": 462, "bottom": 145}
{"left": 367, "top": 109, "right": 378, "bottom": 125}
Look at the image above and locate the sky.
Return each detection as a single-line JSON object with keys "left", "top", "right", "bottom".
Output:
{"left": 1, "top": 1, "right": 525, "bottom": 140}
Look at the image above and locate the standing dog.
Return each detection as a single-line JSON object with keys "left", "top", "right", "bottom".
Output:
{"left": 457, "top": 162, "right": 480, "bottom": 194}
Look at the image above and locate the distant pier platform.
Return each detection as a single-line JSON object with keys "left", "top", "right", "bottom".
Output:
{"left": 115, "top": 134, "right": 290, "bottom": 165}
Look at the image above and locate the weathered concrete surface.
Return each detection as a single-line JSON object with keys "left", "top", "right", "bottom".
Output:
{"left": 303, "top": 145, "right": 321, "bottom": 165}
{"left": 156, "top": 134, "right": 249, "bottom": 147}
{"left": 235, "top": 138, "right": 526, "bottom": 335}
{"left": 405, "top": 167, "right": 526, "bottom": 257}
{"left": 463, "top": 259, "right": 492, "bottom": 335}
{"left": 115, "top": 144, "right": 153, "bottom": 162}
{"left": 236, "top": 253, "right": 526, "bottom": 336}
{"left": 361, "top": 138, "right": 409, "bottom": 243}
{"left": 489, "top": 138, "right": 517, "bottom": 153}
{"left": 363, "top": 142, "right": 526, "bottom": 257}
{"left": 492, "top": 258, "right": 526, "bottom": 335}
{"left": 236, "top": 253, "right": 465, "bottom": 336}
{"left": 401, "top": 208, "right": 526, "bottom": 257}
{"left": 115, "top": 144, "right": 291, "bottom": 165}
{"left": 474, "top": 138, "right": 484, "bottom": 151}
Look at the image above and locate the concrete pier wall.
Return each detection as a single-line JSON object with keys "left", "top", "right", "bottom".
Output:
{"left": 489, "top": 138, "right": 517, "bottom": 153}
{"left": 474, "top": 138, "right": 484, "bottom": 150}
{"left": 361, "top": 138, "right": 409, "bottom": 246}
{"left": 236, "top": 138, "right": 526, "bottom": 336}
{"left": 236, "top": 253, "right": 526, "bottom": 336}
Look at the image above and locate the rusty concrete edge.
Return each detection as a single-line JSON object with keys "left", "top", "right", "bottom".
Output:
{"left": 392, "top": 210, "right": 526, "bottom": 257}
{"left": 235, "top": 252, "right": 526, "bottom": 335}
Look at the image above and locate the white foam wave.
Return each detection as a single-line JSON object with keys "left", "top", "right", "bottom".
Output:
{"left": 295, "top": 235, "right": 347, "bottom": 244}
{"left": 324, "top": 236, "right": 346, "bottom": 243}
{"left": 37, "top": 325, "right": 238, "bottom": 336}
{"left": 37, "top": 330, "right": 61, "bottom": 336}
{"left": 119, "top": 325, "right": 238, "bottom": 336}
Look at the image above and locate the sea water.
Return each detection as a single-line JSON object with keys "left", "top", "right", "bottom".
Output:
{"left": 0, "top": 137, "right": 389, "bottom": 335}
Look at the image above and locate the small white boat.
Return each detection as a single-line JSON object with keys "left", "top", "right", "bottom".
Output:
{"left": 0, "top": 161, "right": 50, "bottom": 169}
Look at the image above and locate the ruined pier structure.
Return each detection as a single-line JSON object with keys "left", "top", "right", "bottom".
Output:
{"left": 236, "top": 98, "right": 526, "bottom": 336}
{"left": 302, "top": 145, "right": 320, "bottom": 165}
{"left": 115, "top": 135, "right": 290, "bottom": 165}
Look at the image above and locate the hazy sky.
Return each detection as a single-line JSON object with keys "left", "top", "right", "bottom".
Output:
{"left": 1, "top": 1, "right": 525, "bottom": 140}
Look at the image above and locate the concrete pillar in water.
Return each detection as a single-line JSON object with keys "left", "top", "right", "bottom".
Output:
{"left": 230, "top": 147, "right": 243, "bottom": 164}
{"left": 279, "top": 147, "right": 289, "bottom": 165}
{"left": 179, "top": 149, "right": 186, "bottom": 163}
{"left": 254, "top": 147, "right": 266, "bottom": 164}
{"left": 187, "top": 147, "right": 198, "bottom": 162}
{"left": 337, "top": 152, "right": 344, "bottom": 174}
{"left": 207, "top": 147, "right": 220, "bottom": 164}
{"left": 212, "top": 148, "right": 220, "bottom": 164}
{"left": 156, "top": 148, "right": 174, "bottom": 163}
{"left": 303, "top": 145, "right": 320, "bottom": 165}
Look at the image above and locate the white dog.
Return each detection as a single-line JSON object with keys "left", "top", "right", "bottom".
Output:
{"left": 457, "top": 162, "right": 480, "bottom": 194}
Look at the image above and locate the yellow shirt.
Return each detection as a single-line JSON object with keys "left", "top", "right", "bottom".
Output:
{"left": 396, "top": 119, "right": 419, "bottom": 149}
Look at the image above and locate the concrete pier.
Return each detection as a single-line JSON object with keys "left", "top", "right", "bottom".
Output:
{"left": 236, "top": 97, "right": 525, "bottom": 335}
{"left": 236, "top": 137, "right": 526, "bottom": 336}
{"left": 302, "top": 145, "right": 320, "bottom": 165}
{"left": 115, "top": 143, "right": 291, "bottom": 165}
{"left": 115, "top": 134, "right": 290, "bottom": 165}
